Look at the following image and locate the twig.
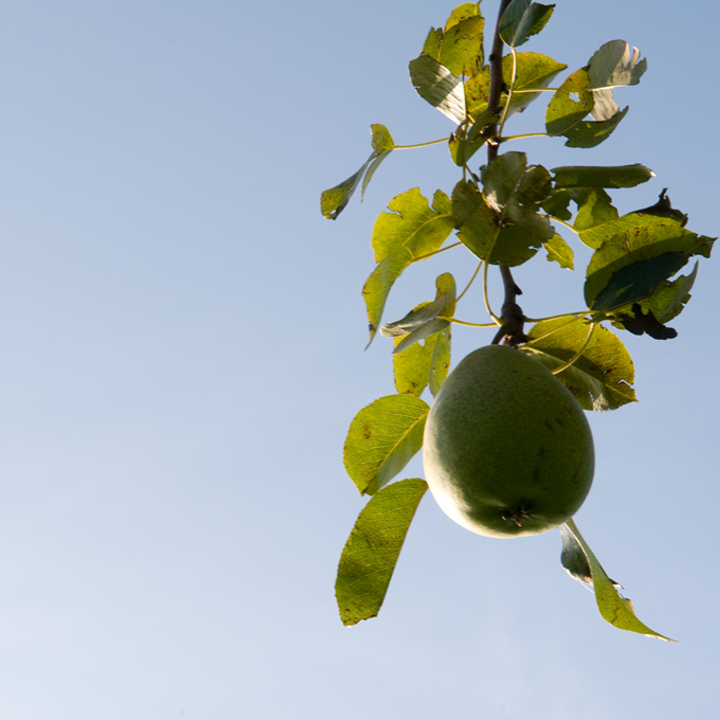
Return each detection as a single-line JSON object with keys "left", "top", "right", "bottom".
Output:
{"left": 487, "top": 0, "right": 526, "bottom": 346}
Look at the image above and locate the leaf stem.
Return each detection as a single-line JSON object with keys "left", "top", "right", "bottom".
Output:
{"left": 456, "top": 259, "right": 483, "bottom": 302}
{"left": 549, "top": 323, "right": 596, "bottom": 375}
{"left": 393, "top": 138, "right": 448, "bottom": 150}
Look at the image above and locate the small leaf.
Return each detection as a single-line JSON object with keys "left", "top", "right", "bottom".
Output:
{"left": 371, "top": 123, "right": 395, "bottom": 153}
{"left": 364, "top": 189, "right": 454, "bottom": 343}
{"left": 561, "top": 519, "right": 674, "bottom": 641}
{"left": 523, "top": 318, "right": 636, "bottom": 411}
{"left": 320, "top": 162, "right": 370, "bottom": 220}
{"left": 409, "top": 54, "right": 466, "bottom": 124}
{"left": 343, "top": 395, "right": 430, "bottom": 496}
{"left": 587, "top": 40, "right": 646, "bottom": 121}
{"left": 544, "top": 233, "right": 574, "bottom": 269}
{"left": 321, "top": 125, "right": 396, "bottom": 219}
{"left": 336, "top": 478, "right": 428, "bottom": 626}
{"left": 551, "top": 164, "right": 654, "bottom": 189}
{"left": 382, "top": 272, "right": 456, "bottom": 354}
{"left": 499, "top": 0, "right": 555, "bottom": 48}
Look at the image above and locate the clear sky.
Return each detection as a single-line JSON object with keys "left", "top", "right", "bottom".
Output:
{"left": 0, "top": 1, "right": 718, "bottom": 718}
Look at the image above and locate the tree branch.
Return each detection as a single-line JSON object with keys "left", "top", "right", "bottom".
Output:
{"left": 488, "top": 0, "right": 527, "bottom": 347}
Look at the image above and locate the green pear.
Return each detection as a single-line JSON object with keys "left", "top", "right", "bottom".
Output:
{"left": 423, "top": 344, "right": 594, "bottom": 538}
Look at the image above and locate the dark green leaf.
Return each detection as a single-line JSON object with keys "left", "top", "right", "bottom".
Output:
{"left": 336, "top": 478, "right": 428, "bottom": 626}
{"left": 409, "top": 54, "right": 466, "bottom": 123}
{"left": 590, "top": 253, "right": 688, "bottom": 312}
{"left": 551, "top": 164, "right": 654, "bottom": 189}
{"left": 578, "top": 209, "right": 668, "bottom": 250}
{"left": 343, "top": 395, "right": 430, "bottom": 496}
{"left": 561, "top": 520, "right": 673, "bottom": 641}
{"left": 637, "top": 262, "right": 698, "bottom": 324}
{"left": 562, "top": 105, "right": 628, "bottom": 148}
{"left": 523, "top": 317, "right": 636, "bottom": 411}
{"left": 584, "top": 221, "right": 714, "bottom": 310}
{"left": 364, "top": 189, "right": 454, "bottom": 342}
{"left": 499, "top": 0, "right": 555, "bottom": 48}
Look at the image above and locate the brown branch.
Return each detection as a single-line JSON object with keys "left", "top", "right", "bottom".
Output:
{"left": 488, "top": 0, "right": 526, "bottom": 347}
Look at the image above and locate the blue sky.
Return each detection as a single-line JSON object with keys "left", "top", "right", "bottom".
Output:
{"left": 0, "top": 1, "right": 718, "bottom": 717}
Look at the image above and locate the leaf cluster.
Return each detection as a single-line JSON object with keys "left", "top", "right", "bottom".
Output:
{"left": 322, "top": 0, "right": 713, "bottom": 639}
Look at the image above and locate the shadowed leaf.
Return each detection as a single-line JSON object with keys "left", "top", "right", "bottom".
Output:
{"left": 561, "top": 520, "right": 674, "bottom": 641}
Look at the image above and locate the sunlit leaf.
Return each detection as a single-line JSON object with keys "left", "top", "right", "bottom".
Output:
{"left": 320, "top": 162, "right": 369, "bottom": 220}
{"left": 393, "top": 326, "right": 451, "bottom": 397}
{"left": 523, "top": 317, "right": 636, "bottom": 411}
{"left": 551, "top": 164, "right": 654, "bottom": 189}
{"left": 499, "top": 0, "right": 555, "bottom": 48}
{"left": 409, "top": 54, "right": 466, "bottom": 123}
{"left": 561, "top": 519, "right": 674, "bottom": 641}
{"left": 336, "top": 478, "right": 428, "bottom": 626}
{"left": 343, "top": 395, "right": 429, "bottom": 496}
{"left": 546, "top": 68, "right": 594, "bottom": 136}
{"left": 321, "top": 124, "right": 396, "bottom": 219}
{"left": 505, "top": 52, "right": 567, "bottom": 115}
{"left": 364, "top": 189, "right": 454, "bottom": 342}
{"left": 544, "top": 233, "right": 574, "bottom": 269}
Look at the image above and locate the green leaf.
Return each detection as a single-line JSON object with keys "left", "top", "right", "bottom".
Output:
{"left": 562, "top": 105, "right": 628, "bottom": 149}
{"left": 551, "top": 164, "right": 654, "bottom": 189}
{"left": 584, "top": 221, "right": 714, "bottom": 311}
{"left": 587, "top": 40, "right": 646, "bottom": 121}
{"left": 561, "top": 519, "right": 674, "bottom": 641}
{"left": 590, "top": 253, "right": 688, "bottom": 312}
{"left": 320, "top": 162, "right": 369, "bottom": 220}
{"left": 505, "top": 52, "right": 567, "bottom": 115}
{"left": 452, "top": 157, "right": 554, "bottom": 267}
{"left": 577, "top": 208, "right": 667, "bottom": 250}
{"left": 499, "top": 0, "right": 555, "bottom": 48}
{"left": 449, "top": 108, "right": 499, "bottom": 166}
{"left": 428, "top": 326, "right": 451, "bottom": 396}
{"left": 637, "top": 261, "right": 698, "bottom": 324}
{"left": 321, "top": 124, "right": 396, "bottom": 219}
{"left": 409, "top": 54, "right": 466, "bottom": 124}
{"left": 343, "top": 395, "right": 430, "bottom": 495}
{"left": 336, "top": 478, "right": 429, "bottom": 626}
{"left": 544, "top": 233, "right": 574, "bottom": 269}
{"left": 393, "top": 326, "right": 451, "bottom": 398}
{"left": 523, "top": 318, "right": 636, "bottom": 411}
{"left": 546, "top": 68, "right": 594, "bottom": 136}
{"left": 381, "top": 272, "right": 457, "bottom": 354}
{"left": 421, "top": 6, "right": 484, "bottom": 78}
{"left": 364, "top": 189, "right": 454, "bottom": 342}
